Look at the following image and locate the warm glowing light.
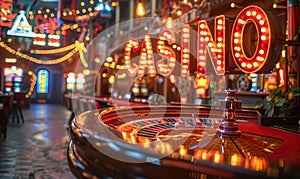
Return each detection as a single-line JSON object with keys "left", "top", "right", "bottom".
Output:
{"left": 119, "top": 5, "right": 276, "bottom": 78}
{"left": 279, "top": 68, "right": 285, "bottom": 86}
{"left": 181, "top": 24, "right": 190, "bottom": 77}
{"left": 261, "top": 35, "right": 267, "bottom": 41}
{"left": 246, "top": 11, "right": 251, "bottom": 16}
{"left": 281, "top": 50, "right": 286, "bottom": 58}
{"left": 112, "top": 2, "right": 119, "bottom": 6}
{"left": 166, "top": 17, "right": 173, "bottom": 29}
{"left": 213, "top": 152, "right": 222, "bottom": 164}
{"left": 135, "top": 35, "right": 156, "bottom": 77}
{"left": 230, "top": 154, "right": 241, "bottom": 166}
{"left": 178, "top": 145, "right": 187, "bottom": 156}
{"left": 197, "top": 15, "right": 225, "bottom": 75}
{"left": 231, "top": 5, "right": 271, "bottom": 73}
{"left": 5, "top": 58, "right": 17, "bottom": 63}
{"left": 276, "top": 62, "right": 280, "bottom": 69}
{"left": 106, "top": 56, "right": 113, "bottom": 62}
{"left": 250, "top": 157, "right": 265, "bottom": 171}
{"left": 194, "top": 149, "right": 211, "bottom": 161}
{"left": 177, "top": 8, "right": 182, "bottom": 16}
{"left": 156, "top": 30, "right": 176, "bottom": 76}
{"left": 25, "top": 71, "right": 37, "bottom": 98}
{"left": 259, "top": 20, "right": 264, "bottom": 25}
{"left": 109, "top": 76, "right": 115, "bottom": 84}
{"left": 256, "top": 14, "right": 262, "bottom": 20}
{"left": 136, "top": 1, "right": 146, "bottom": 16}
{"left": 123, "top": 39, "right": 140, "bottom": 77}
{"left": 195, "top": 74, "right": 210, "bottom": 98}
{"left": 0, "top": 41, "right": 88, "bottom": 67}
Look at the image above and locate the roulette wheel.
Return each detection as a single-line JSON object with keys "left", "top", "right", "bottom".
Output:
{"left": 68, "top": 91, "right": 300, "bottom": 179}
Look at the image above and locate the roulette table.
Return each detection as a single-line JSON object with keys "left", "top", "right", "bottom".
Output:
{"left": 67, "top": 92, "right": 300, "bottom": 179}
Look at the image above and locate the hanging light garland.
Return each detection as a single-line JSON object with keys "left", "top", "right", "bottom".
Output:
{"left": 78, "top": 43, "right": 88, "bottom": 67}
{"left": 25, "top": 71, "right": 37, "bottom": 98}
{"left": 0, "top": 40, "right": 88, "bottom": 67}
{"left": 29, "top": 43, "right": 76, "bottom": 54}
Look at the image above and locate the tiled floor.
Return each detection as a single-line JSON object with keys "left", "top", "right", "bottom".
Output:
{"left": 0, "top": 104, "right": 76, "bottom": 179}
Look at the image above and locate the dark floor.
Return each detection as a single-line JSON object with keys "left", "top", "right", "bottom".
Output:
{"left": 0, "top": 104, "right": 76, "bottom": 179}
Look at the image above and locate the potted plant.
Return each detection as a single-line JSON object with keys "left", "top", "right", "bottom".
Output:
{"left": 255, "top": 86, "right": 300, "bottom": 126}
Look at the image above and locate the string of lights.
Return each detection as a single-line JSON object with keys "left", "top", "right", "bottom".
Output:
{"left": 0, "top": 41, "right": 88, "bottom": 67}
{"left": 29, "top": 43, "right": 76, "bottom": 54}
{"left": 25, "top": 71, "right": 37, "bottom": 98}
{"left": 79, "top": 45, "right": 88, "bottom": 68}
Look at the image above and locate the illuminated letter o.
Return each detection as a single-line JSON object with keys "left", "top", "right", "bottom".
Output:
{"left": 231, "top": 5, "right": 272, "bottom": 73}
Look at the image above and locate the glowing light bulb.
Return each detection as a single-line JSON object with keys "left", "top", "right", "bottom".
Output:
{"left": 166, "top": 16, "right": 173, "bottom": 29}
{"left": 177, "top": 9, "right": 182, "bottom": 16}
{"left": 136, "top": 1, "right": 146, "bottom": 16}
{"left": 231, "top": 3, "right": 236, "bottom": 8}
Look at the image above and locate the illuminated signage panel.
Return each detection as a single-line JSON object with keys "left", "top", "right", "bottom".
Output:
{"left": 7, "top": 11, "right": 36, "bottom": 37}
{"left": 37, "top": 69, "right": 49, "bottom": 94}
{"left": 123, "top": 5, "right": 278, "bottom": 77}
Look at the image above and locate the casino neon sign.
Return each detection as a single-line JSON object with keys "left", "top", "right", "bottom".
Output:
{"left": 123, "top": 5, "right": 278, "bottom": 77}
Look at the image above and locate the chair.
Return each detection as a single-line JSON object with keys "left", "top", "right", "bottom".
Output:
{"left": 71, "top": 95, "right": 80, "bottom": 115}
{"left": 64, "top": 93, "right": 75, "bottom": 121}
{"left": 86, "top": 99, "right": 97, "bottom": 111}
{"left": 66, "top": 95, "right": 81, "bottom": 128}
{"left": 0, "top": 93, "right": 13, "bottom": 140}
{"left": 64, "top": 93, "right": 72, "bottom": 111}
{"left": 10, "top": 93, "right": 25, "bottom": 124}
{"left": 79, "top": 98, "right": 88, "bottom": 113}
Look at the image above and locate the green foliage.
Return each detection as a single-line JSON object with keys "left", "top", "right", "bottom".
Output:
{"left": 255, "top": 87, "right": 300, "bottom": 117}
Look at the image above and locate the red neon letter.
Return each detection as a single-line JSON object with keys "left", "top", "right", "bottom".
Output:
{"left": 138, "top": 34, "right": 156, "bottom": 77}
{"left": 197, "top": 15, "right": 225, "bottom": 75}
{"left": 181, "top": 24, "right": 190, "bottom": 77}
{"left": 124, "top": 38, "right": 140, "bottom": 77}
{"left": 231, "top": 5, "right": 271, "bottom": 73}
{"left": 156, "top": 29, "right": 176, "bottom": 77}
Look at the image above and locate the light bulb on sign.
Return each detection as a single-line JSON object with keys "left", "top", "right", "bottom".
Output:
{"left": 177, "top": 8, "right": 182, "bottom": 16}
